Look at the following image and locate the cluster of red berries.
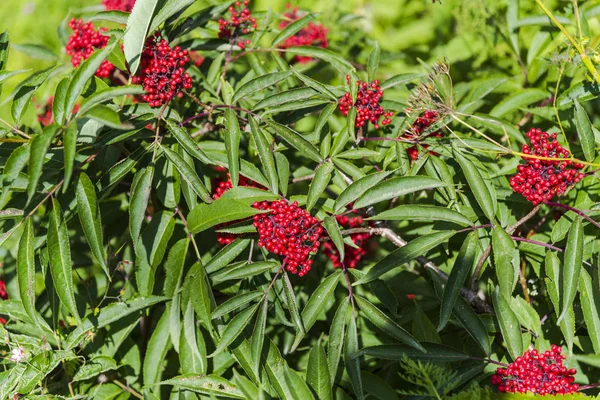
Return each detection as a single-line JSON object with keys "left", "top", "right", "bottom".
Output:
{"left": 218, "top": 0, "right": 258, "bottom": 50}
{"left": 491, "top": 346, "right": 578, "bottom": 395}
{"left": 402, "top": 110, "right": 443, "bottom": 161}
{"left": 338, "top": 76, "right": 394, "bottom": 129}
{"left": 212, "top": 175, "right": 262, "bottom": 245}
{"left": 132, "top": 34, "right": 193, "bottom": 108}
{"left": 102, "top": 0, "right": 136, "bottom": 12}
{"left": 278, "top": 4, "right": 328, "bottom": 63}
{"left": 37, "top": 97, "right": 80, "bottom": 126}
{"left": 253, "top": 200, "right": 323, "bottom": 276}
{"left": 66, "top": 19, "right": 115, "bottom": 78}
{"left": 0, "top": 280, "right": 7, "bottom": 325}
{"left": 509, "top": 128, "right": 584, "bottom": 205}
{"left": 322, "top": 213, "right": 373, "bottom": 269}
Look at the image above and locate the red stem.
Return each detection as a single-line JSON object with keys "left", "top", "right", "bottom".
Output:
{"left": 544, "top": 201, "right": 600, "bottom": 230}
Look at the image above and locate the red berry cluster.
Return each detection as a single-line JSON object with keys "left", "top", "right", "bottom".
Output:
{"left": 322, "top": 213, "right": 373, "bottom": 269}
{"left": 402, "top": 110, "right": 443, "bottom": 161}
{"left": 212, "top": 175, "right": 262, "bottom": 245}
{"left": 102, "top": 0, "right": 136, "bottom": 12}
{"left": 0, "top": 279, "right": 7, "bottom": 325}
{"left": 253, "top": 200, "right": 323, "bottom": 276}
{"left": 66, "top": 19, "right": 115, "bottom": 78}
{"left": 278, "top": 4, "right": 328, "bottom": 63}
{"left": 132, "top": 34, "right": 193, "bottom": 108}
{"left": 509, "top": 128, "right": 584, "bottom": 205}
{"left": 218, "top": 0, "right": 258, "bottom": 50}
{"left": 491, "top": 346, "right": 578, "bottom": 395}
{"left": 37, "top": 97, "right": 79, "bottom": 126}
{"left": 338, "top": 76, "right": 394, "bottom": 129}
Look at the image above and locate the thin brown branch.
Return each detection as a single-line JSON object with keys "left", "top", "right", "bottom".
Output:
{"left": 113, "top": 379, "right": 143, "bottom": 399}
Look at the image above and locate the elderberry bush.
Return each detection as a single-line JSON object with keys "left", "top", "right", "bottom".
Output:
{"left": 3, "top": 0, "right": 600, "bottom": 399}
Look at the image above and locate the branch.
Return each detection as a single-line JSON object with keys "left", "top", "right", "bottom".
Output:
{"left": 544, "top": 201, "right": 600, "bottom": 230}
{"left": 340, "top": 227, "right": 493, "bottom": 314}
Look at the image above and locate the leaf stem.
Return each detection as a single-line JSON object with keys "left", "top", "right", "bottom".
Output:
{"left": 544, "top": 201, "right": 600, "bottom": 230}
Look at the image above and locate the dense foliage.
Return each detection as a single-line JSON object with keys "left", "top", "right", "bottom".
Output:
{"left": 2, "top": 0, "right": 600, "bottom": 398}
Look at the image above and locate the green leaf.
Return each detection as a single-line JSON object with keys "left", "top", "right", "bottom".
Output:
{"left": 302, "top": 271, "right": 341, "bottom": 331}
{"left": 355, "top": 295, "right": 424, "bottom": 352}
{"left": 157, "top": 375, "right": 244, "bottom": 399}
{"left": 48, "top": 199, "right": 81, "bottom": 324}
{"left": 27, "top": 125, "right": 57, "bottom": 204}
{"left": 489, "top": 88, "right": 548, "bottom": 117}
{"left": 212, "top": 291, "right": 263, "bottom": 320}
{"left": 266, "top": 120, "right": 322, "bottom": 163}
{"left": 162, "top": 145, "right": 212, "bottom": 203}
{"left": 224, "top": 108, "right": 241, "bottom": 186}
{"left": 73, "top": 356, "right": 118, "bottom": 382}
{"left": 367, "top": 42, "right": 380, "bottom": 83}
{"left": 88, "top": 10, "right": 130, "bottom": 24}
{"left": 62, "top": 123, "right": 77, "bottom": 190}
{"left": 285, "top": 46, "right": 353, "bottom": 74}
{"left": 345, "top": 317, "right": 363, "bottom": 400}
{"left": 183, "top": 262, "right": 211, "bottom": 328}
{"left": 188, "top": 198, "right": 265, "bottom": 234}
{"left": 353, "top": 176, "right": 446, "bottom": 209}
{"left": 558, "top": 218, "right": 583, "bottom": 322}
{"left": 283, "top": 272, "right": 305, "bottom": 337}
{"left": 362, "top": 371, "right": 399, "bottom": 400}
{"left": 574, "top": 99, "right": 595, "bottom": 162}
{"left": 129, "top": 166, "right": 154, "bottom": 243}
{"left": 255, "top": 87, "right": 318, "bottom": 109}
{"left": 78, "top": 85, "right": 145, "bottom": 116}
{"left": 275, "top": 152, "right": 290, "bottom": 196}
{"left": 367, "top": 204, "right": 472, "bottom": 227}
{"left": 180, "top": 302, "right": 207, "bottom": 374}
{"left": 439, "top": 231, "right": 479, "bottom": 331}
{"left": 52, "top": 77, "right": 69, "bottom": 125}
{"left": 273, "top": 13, "right": 316, "bottom": 46}
{"left": 380, "top": 73, "right": 426, "bottom": 90}
{"left": 84, "top": 104, "right": 132, "bottom": 129}
{"left": 249, "top": 117, "right": 278, "bottom": 194}
{"left": 579, "top": 268, "right": 600, "bottom": 353}
{"left": 12, "top": 43, "right": 58, "bottom": 61}
{"left": 149, "top": 0, "right": 196, "bottom": 33}
{"left": 143, "top": 310, "right": 172, "bottom": 386}
{"left": 356, "top": 231, "right": 456, "bottom": 285}
{"left": 17, "top": 219, "right": 39, "bottom": 325}
{"left": 165, "top": 120, "right": 211, "bottom": 164}
{"left": 124, "top": 0, "right": 160, "bottom": 75}
{"left": 290, "top": 67, "right": 338, "bottom": 101}
{"left": 545, "top": 252, "right": 574, "bottom": 352}
{"left": 251, "top": 299, "right": 268, "bottom": 375}
{"left": 334, "top": 170, "right": 392, "bottom": 213}
{"left": 76, "top": 172, "right": 109, "bottom": 277}
{"left": 11, "top": 66, "right": 58, "bottom": 123}
{"left": 307, "top": 159, "right": 334, "bottom": 211}
{"left": 323, "top": 216, "right": 344, "bottom": 262}
{"left": 352, "top": 343, "right": 469, "bottom": 362}
{"left": 212, "top": 261, "right": 278, "bottom": 283}
{"left": 232, "top": 71, "right": 293, "bottom": 103}
{"left": 491, "top": 287, "right": 523, "bottom": 360}
{"left": 315, "top": 103, "right": 337, "bottom": 140}
{"left": 65, "top": 36, "right": 118, "bottom": 120}
{"left": 453, "top": 149, "right": 496, "bottom": 220}
{"left": 211, "top": 303, "right": 259, "bottom": 357}
{"left": 205, "top": 238, "right": 251, "bottom": 274}
{"left": 0, "top": 31, "right": 9, "bottom": 92}
{"left": 328, "top": 299, "right": 348, "bottom": 382}
{"left": 492, "top": 226, "right": 517, "bottom": 299}
{"left": 66, "top": 296, "right": 167, "bottom": 349}
{"left": 307, "top": 341, "right": 332, "bottom": 400}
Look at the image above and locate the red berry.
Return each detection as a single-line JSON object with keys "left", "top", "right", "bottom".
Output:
{"left": 218, "top": 0, "right": 257, "bottom": 47}
{"left": 102, "top": 0, "right": 136, "bottom": 12}
{"left": 37, "top": 97, "right": 80, "bottom": 126}
{"left": 338, "top": 76, "right": 393, "bottom": 130}
{"left": 277, "top": 4, "right": 328, "bottom": 63}
{"left": 322, "top": 211, "right": 373, "bottom": 269}
{"left": 510, "top": 128, "right": 584, "bottom": 205}
{"left": 131, "top": 34, "right": 193, "bottom": 108}
{"left": 492, "top": 346, "right": 578, "bottom": 395}
{"left": 402, "top": 110, "right": 443, "bottom": 161}
{"left": 66, "top": 19, "right": 115, "bottom": 78}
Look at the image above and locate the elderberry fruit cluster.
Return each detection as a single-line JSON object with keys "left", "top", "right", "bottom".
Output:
{"left": 253, "top": 200, "right": 323, "bottom": 276}
{"left": 218, "top": 0, "right": 258, "bottom": 50}
{"left": 491, "top": 346, "right": 578, "bottom": 395}
{"left": 509, "top": 128, "right": 584, "bottom": 205}
{"left": 212, "top": 175, "right": 262, "bottom": 245}
{"left": 338, "top": 76, "right": 394, "bottom": 129}
{"left": 37, "top": 97, "right": 79, "bottom": 126}
{"left": 322, "top": 213, "right": 373, "bottom": 269}
{"left": 402, "top": 110, "right": 443, "bottom": 161}
{"left": 66, "top": 19, "right": 115, "bottom": 78}
{"left": 132, "top": 34, "right": 193, "bottom": 108}
{"left": 102, "top": 0, "right": 136, "bottom": 12}
{"left": 0, "top": 280, "right": 8, "bottom": 325}
{"left": 278, "top": 4, "right": 328, "bottom": 63}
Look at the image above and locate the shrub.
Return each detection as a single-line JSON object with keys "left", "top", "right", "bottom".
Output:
{"left": 1, "top": 0, "right": 600, "bottom": 398}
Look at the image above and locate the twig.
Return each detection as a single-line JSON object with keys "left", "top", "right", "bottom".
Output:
{"left": 519, "top": 259, "right": 530, "bottom": 303}
{"left": 544, "top": 201, "right": 600, "bottom": 230}
{"left": 579, "top": 382, "right": 600, "bottom": 391}
{"left": 511, "top": 236, "right": 563, "bottom": 253}
{"left": 291, "top": 173, "right": 315, "bottom": 183}
{"left": 0, "top": 117, "right": 30, "bottom": 139}
{"left": 113, "top": 379, "right": 143, "bottom": 399}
